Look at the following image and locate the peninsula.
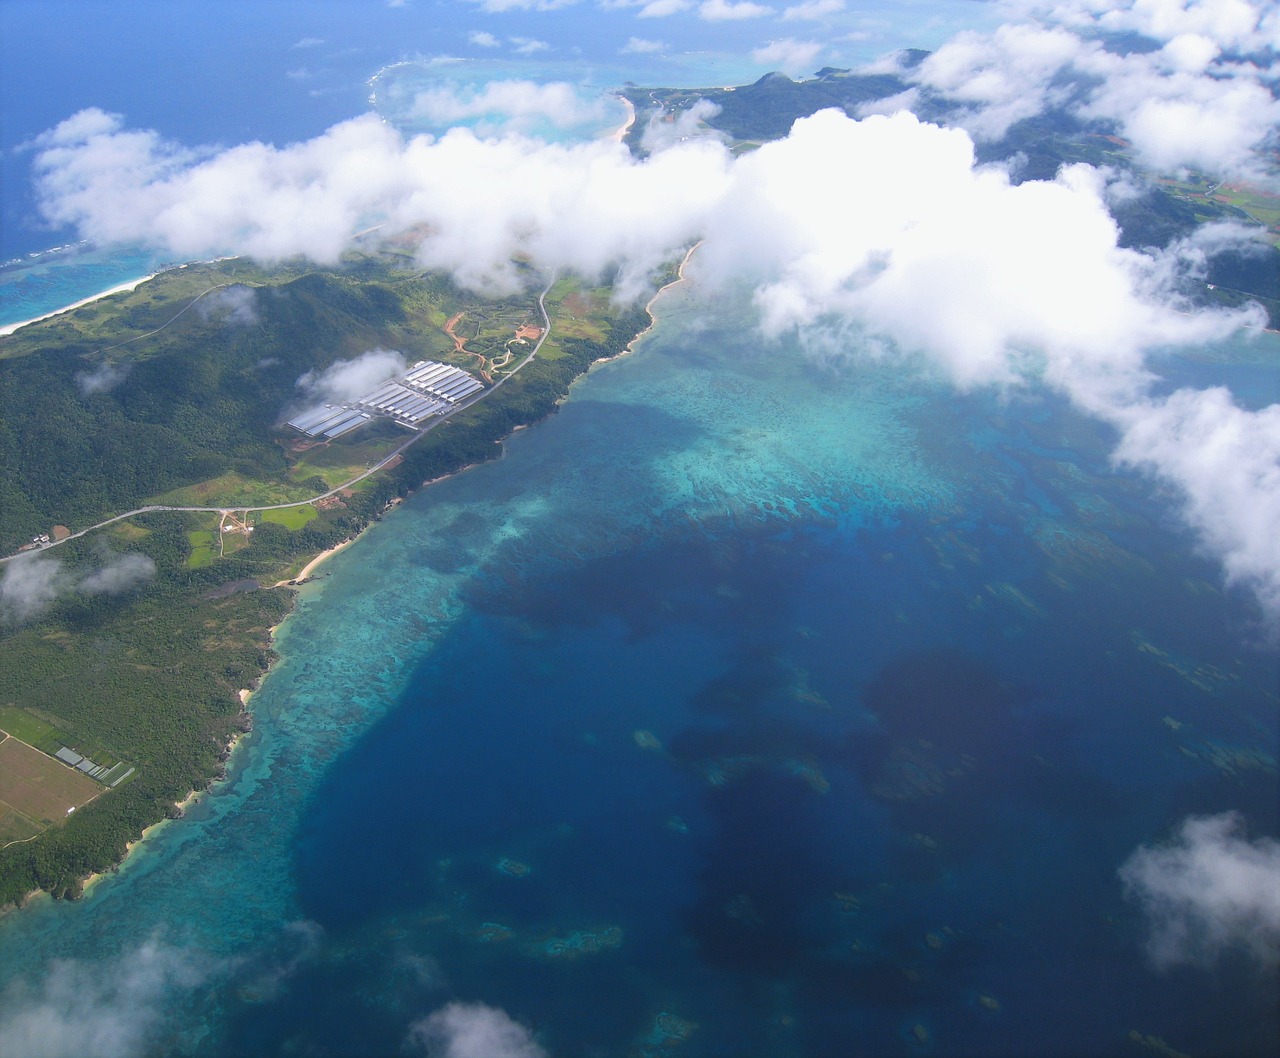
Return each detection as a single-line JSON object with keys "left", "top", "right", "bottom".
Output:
{"left": 0, "top": 253, "right": 652, "bottom": 907}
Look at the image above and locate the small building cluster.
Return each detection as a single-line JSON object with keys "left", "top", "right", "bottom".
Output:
{"left": 54, "top": 746, "right": 134, "bottom": 786}
{"left": 287, "top": 360, "right": 484, "bottom": 439}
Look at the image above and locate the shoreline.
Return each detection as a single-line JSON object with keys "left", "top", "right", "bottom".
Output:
{"left": 0, "top": 273, "right": 162, "bottom": 337}
{"left": 1, "top": 262, "right": 665, "bottom": 915}
{"left": 281, "top": 535, "right": 358, "bottom": 585}
{"left": 612, "top": 95, "right": 637, "bottom": 144}
{"left": 593, "top": 241, "right": 698, "bottom": 369}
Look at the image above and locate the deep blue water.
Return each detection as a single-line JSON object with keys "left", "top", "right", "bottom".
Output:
{"left": 1, "top": 5, "right": 1277, "bottom": 1055}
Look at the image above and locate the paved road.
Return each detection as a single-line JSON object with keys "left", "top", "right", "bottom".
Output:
{"left": 0, "top": 278, "right": 555, "bottom": 566}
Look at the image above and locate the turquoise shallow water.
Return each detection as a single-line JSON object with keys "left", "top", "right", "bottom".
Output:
{"left": 0, "top": 283, "right": 1276, "bottom": 1056}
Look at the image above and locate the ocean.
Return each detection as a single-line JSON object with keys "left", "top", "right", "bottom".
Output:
{"left": 0, "top": 278, "right": 1275, "bottom": 1055}
{"left": 1, "top": 3, "right": 1277, "bottom": 1054}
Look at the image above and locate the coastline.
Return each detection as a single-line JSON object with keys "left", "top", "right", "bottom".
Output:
{"left": 0, "top": 273, "right": 162, "bottom": 337}
{"left": 593, "top": 241, "right": 698, "bottom": 369}
{"left": 612, "top": 95, "right": 637, "bottom": 144}
{"left": 280, "top": 535, "right": 359, "bottom": 585}
{"left": 1, "top": 263, "right": 664, "bottom": 914}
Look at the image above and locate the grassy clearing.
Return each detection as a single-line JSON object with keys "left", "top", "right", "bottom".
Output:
{"left": 186, "top": 530, "right": 216, "bottom": 569}
{"left": 109, "top": 521, "right": 152, "bottom": 542}
{"left": 1214, "top": 187, "right": 1280, "bottom": 239}
{"left": 288, "top": 438, "right": 398, "bottom": 487}
{"left": 0, "top": 706, "right": 65, "bottom": 755}
{"left": 260, "top": 505, "right": 317, "bottom": 530}
{"left": 535, "top": 340, "right": 566, "bottom": 360}
{"left": 149, "top": 472, "right": 315, "bottom": 509}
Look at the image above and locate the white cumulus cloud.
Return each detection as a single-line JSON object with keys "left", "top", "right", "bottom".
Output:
{"left": 297, "top": 349, "right": 410, "bottom": 405}
{"left": 902, "top": 0, "right": 1280, "bottom": 179}
{"left": 1121, "top": 812, "right": 1280, "bottom": 968}
{"left": 405, "top": 1002, "right": 546, "bottom": 1058}
{"left": 0, "top": 556, "right": 64, "bottom": 623}
{"left": 27, "top": 95, "right": 1280, "bottom": 618}
{"left": 699, "top": 0, "right": 772, "bottom": 21}
{"left": 752, "top": 38, "right": 824, "bottom": 75}
{"left": 0, "top": 940, "right": 210, "bottom": 1058}
{"left": 782, "top": 0, "right": 844, "bottom": 20}
{"left": 79, "top": 553, "right": 157, "bottom": 596}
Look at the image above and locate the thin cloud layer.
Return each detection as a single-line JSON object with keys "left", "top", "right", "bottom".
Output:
{"left": 405, "top": 1002, "right": 546, "bottom": 1058}
{"left": 297, "top": 349, "right": 410, "bottom": 404}
{"left": 407, "top": 80, "right": 611, "bottom": 132}
{"left": 80, "top": 553, "right": 157, "bottom": 596}
{"left": 0, "top": 940, "right": 210, "bottom": 1058}
{"left": 0, "top": 556, "right": 64, "bottom": 623}
{"left": 1121, "top": 812, "right": 1280, "bottom": 968}
{"left": 195, "top": 285, "right": 259, "bottom": 326}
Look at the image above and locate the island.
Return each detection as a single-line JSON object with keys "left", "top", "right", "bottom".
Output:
{"left": 0, "top": 252, "right": 653, "bottom": 907}
{"left": 2, "top": 60, "right": 1277, "bottom": 911}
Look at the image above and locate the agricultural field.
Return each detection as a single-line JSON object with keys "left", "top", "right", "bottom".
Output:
{"left": 0, "top": 735, "right": 102, "bottom": 837}
{"left": 259, "top": 505, "right": 317, "bottom": 530}
{"left": 186, "top": 529, "right": 217, "bottom": 569}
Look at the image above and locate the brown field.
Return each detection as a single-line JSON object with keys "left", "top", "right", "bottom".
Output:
{"left": 0, "top": 735, "right": 102, "bottom": 828}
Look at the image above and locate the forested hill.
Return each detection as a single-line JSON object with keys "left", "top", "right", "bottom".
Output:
{"left": 0, "top": 258, "right": 650, "bottom": 907}
{"left": 1, "top": 260, "right": 474, "bottom": 553}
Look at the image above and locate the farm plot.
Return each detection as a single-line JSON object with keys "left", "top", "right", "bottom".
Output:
{"left": 0, "top": 735, "right": 102, "bottom": 835}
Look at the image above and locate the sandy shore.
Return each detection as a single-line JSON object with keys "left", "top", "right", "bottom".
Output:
{"left": 613, "top": 95, "right": 637, "bottom": 143}
{"left": 0, "top": 273, "right": 162, "bottom": 338}
{"left": 293, "top": 536, "right": 357, "bottom": 582}
{"left": 594, "top": 241, "right": 699, "bottom": 370}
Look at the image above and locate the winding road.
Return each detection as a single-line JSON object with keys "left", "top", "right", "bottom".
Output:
{"left": 0, "top": 277, "right": 554, "bottom": 566}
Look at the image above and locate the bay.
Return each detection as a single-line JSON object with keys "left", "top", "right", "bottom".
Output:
{"left": 0, "top": 280, "right": 1275, "bottom": 1056}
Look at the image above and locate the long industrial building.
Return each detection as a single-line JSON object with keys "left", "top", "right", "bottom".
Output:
{"left": 287, "top": 360, "right": 484, "bottom": 438}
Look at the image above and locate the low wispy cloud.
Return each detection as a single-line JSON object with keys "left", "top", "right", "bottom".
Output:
{"left": 75, "top": 360, "right": 130, "bottom": 396}
{"left": 1121, "top": 813, "right": 1280, "bottom": 968}
{"left": 79, "top": 553, "right": 157, "bottom": 596}
{"left": 781, "top": 0, "right": 843, "bottom": 19}
{"left": 196, "top": 284, "right": 258, "bottom": 326}
{"left": 621, "top": 36, "right": 667, "bottom": 54}
{"left": 698, "top": 0, "right": 772, "bottom": 20}
{"left": 296, "top": 348, "right": 408, "bottom": 405}
{"left": 405, "top": 1002, "right": 546, "bottom": 1058}
{"left": 0, "top": 939, "right": 211, "bottom": 1058}
{"left": 640, "top": 97, "right": 725, "bottom": 152}
{"left": 0, "top": 556, "right": 64, "bottom": 624}
{"left": 469, "top": 30, "right": 501, "bottom": 47}
{"left": 409, "top": 80, "right": 607, "bottom": 131}
{"left": 752, "top": 37, "right": 823, "bottom": 75}
{"left": 232, "top": 920, "right": 324, "bottom": 1005}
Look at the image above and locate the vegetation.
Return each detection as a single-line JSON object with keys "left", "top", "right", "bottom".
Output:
{"left": 0, "top": 256, "right": 651, "bottom": 908}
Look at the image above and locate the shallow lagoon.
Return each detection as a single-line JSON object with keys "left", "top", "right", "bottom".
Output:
{"left": 0, "top": 282, "right": 1276, "bottom": 1056}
